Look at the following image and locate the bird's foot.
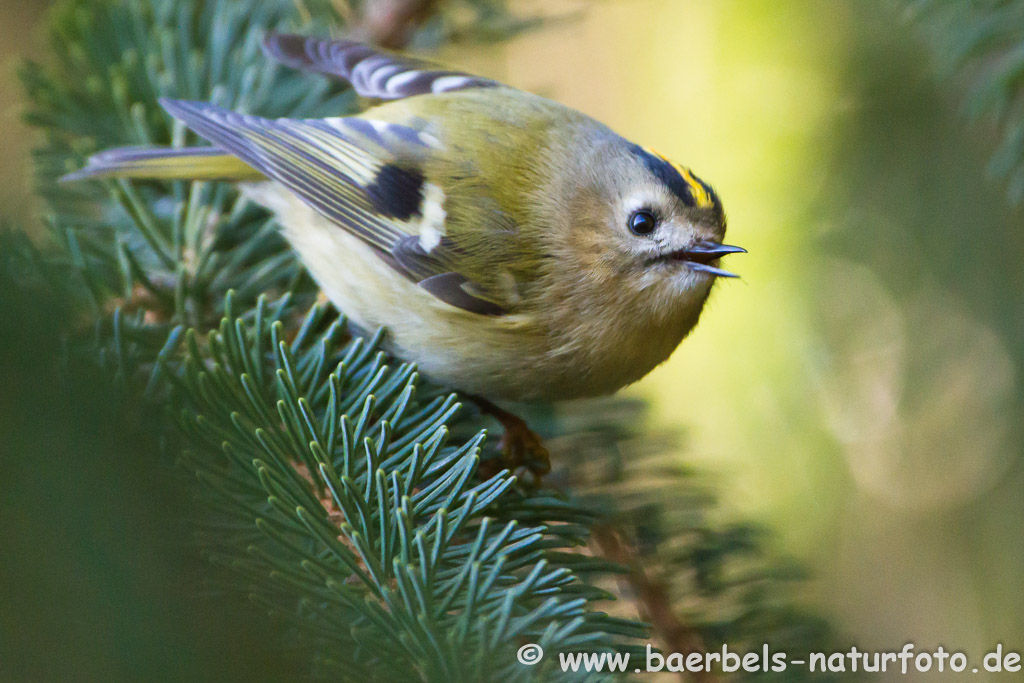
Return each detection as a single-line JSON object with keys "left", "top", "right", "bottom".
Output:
{"left": 471, "top": 397, "right": 551, "bottom": 484}
{"left": 497, "top": 415, "right": 551, "bottom": 479}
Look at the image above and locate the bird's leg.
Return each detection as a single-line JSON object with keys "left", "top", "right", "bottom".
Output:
{"left": 470, "top": 396, "right": 551, "bottom": 480}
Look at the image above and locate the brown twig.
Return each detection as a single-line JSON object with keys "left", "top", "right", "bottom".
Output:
{"left": 591, "top": 524, "right": 718, "bottom": 683}
{"left": 358, "top": 0, "right": 441, "bottom": 49}
{"left": 292, "top": 462, "right": 369, "bottom": 580}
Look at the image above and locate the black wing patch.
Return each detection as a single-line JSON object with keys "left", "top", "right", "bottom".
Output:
{"left": 366, "top": 164, "right": 425, "bottom": 220}
{"left": 262, "top": 32, "right": 500, "bottom": 100}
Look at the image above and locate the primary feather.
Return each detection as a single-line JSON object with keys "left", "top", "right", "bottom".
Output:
{"left": 60, "top": 145, "right": 261, "bottom": 182}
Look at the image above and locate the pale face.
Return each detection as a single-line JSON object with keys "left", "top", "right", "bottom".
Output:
{"left": 599, "top": 147, "right": 741, "bottom": 300}
{"left": 535, "top": 136, "right": 743, "bottom": 331}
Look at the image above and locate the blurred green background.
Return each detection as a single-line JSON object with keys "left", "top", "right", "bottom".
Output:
{"left": 2, "top": 0, "right": 1023, "bottom": 680}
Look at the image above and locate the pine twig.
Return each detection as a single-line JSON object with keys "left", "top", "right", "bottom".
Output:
{"left": 591, "top": 524, "right": 718, "bottom": 683}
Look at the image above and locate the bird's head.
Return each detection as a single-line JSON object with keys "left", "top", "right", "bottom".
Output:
{"left": 556, "top": 140, "right": 743, "bottom": 323}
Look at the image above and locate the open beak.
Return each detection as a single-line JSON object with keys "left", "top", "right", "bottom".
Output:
{"left": 669, "top": 241, "right": 747, "bottom": 278}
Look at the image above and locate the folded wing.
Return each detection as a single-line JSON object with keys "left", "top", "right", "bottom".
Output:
{"left": 160, "top": 98, "right": 509, "bottom": 315}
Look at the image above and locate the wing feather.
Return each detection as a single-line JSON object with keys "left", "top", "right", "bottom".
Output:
{"left": 160, "top": 98, "right": 508, "bottom": 315}
{"left": 162, "top": 99, "right": 413, "bottom": 247}
{"left": 262, "top": 32, "right": 500, "bottom": 100}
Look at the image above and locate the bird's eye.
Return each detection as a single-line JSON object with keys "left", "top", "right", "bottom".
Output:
{"left": 628, "top": 209, "right": 658, "bottom": 236}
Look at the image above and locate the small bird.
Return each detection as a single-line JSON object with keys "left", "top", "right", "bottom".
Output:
{"left": 65, "top": 33, "right": 744, "bottom": 474}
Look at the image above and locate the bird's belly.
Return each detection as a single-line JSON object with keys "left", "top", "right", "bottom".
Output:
{"left": 248, "top": 183, "right": 684, "bottom": 403}
{"left": 251, "top": 184, "right": 558, "bottom": 400}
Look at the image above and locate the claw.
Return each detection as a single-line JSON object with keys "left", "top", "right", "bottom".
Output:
{"left": 498, "top": 419, "right": 551, "bottom": 476}
{"left": 471, "top": 396, "right": 551, "bottom": 482}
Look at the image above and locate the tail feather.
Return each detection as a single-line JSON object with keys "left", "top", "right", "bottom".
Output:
{"left": 60, "top": 145, "right": 263, "bottom": 182}
{"left": 261, "top": 32, "right": 497, "bottom": 100}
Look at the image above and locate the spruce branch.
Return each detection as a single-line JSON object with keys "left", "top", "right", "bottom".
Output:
{"left": 907, "top": 0, "right": 1024, "bottom": 203}
{"left": 591, "top": 525, "right": 716, "bottom": 683}
{"left": 167, "top": 293, "right": 649, "bottom": 681}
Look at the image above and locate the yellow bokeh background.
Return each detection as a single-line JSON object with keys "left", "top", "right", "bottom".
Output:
{"left": 490, "top": 0, "right": 1021, "bottom": 675}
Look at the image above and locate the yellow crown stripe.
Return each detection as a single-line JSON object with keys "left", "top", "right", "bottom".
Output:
{"left": 643, "top": 146, "right": 714, "bottom": 210}
{"left": 679, "top": 167, "right": 713, "bottom": 209}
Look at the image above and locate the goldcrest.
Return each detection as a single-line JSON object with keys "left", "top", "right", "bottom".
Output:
{"left": 65, "top": 33, "right": 744, "bottom": 404}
